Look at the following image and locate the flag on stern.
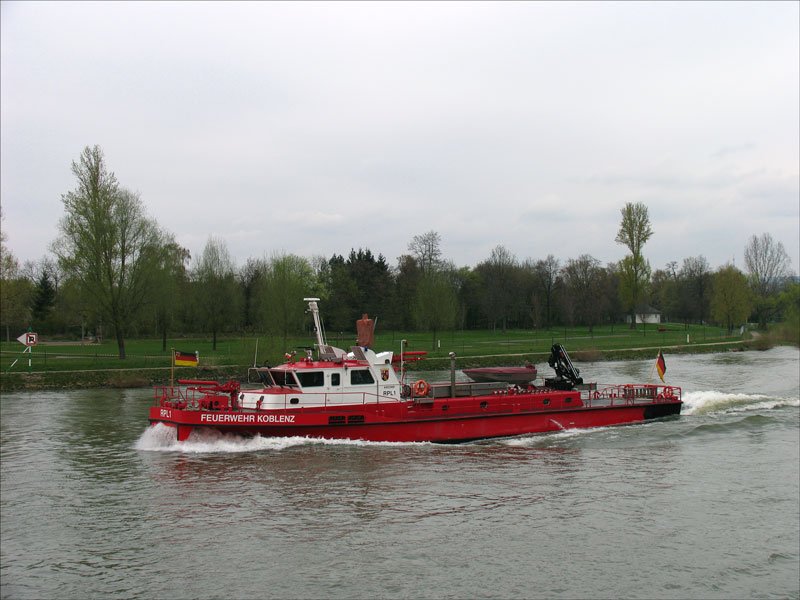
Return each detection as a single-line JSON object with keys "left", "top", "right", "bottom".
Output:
{"left": 174, "top": 350, "right": 199, "bottom": 367}
{"left": 655, "top": 350, "right": 667, "bottom": 382}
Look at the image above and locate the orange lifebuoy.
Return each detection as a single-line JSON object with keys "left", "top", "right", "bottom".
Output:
{"left": 413, "top": 379, "right": 430, "bottom": 397}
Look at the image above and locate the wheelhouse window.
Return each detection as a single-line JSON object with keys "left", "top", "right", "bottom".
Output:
{"left": 350, "top": 369, "right": 375, "bottom": 385}
{"left": 331, "top": 373, "right": 340, "bottom": 386}
{"left": 296, "top": 371, "right": 324, "bottom": 387}
{"left": 270, "top": 370, "right": 299, "bottom": 388}
{"left": 256, "top": 369, "right": 275, "bottom": 386}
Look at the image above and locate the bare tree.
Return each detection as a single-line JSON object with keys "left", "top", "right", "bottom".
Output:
{"left": 533, "top": 254, "right": 560, "bottom": 329}
{"left": 651, "top": 263, "right": 678, "bottom": 324}
{"left": 744, "top": 233, "right": 793, "bottom": 329}
{"left": 408, "top": 230, "right": 442, "bottom": 275}
{"left": 561, "top": 254, "right": 605, "bottom": 332}
{"left": 477, "top": 245, "right": 518, "bottom": 331}
{"left": 679, "top": 256, "right": 712, "bottom": 324}
{"left": 239, "top": 257, "right": 268, "bottom": 331}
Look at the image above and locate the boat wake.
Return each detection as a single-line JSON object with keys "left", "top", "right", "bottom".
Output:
{"left": 501, "top": 426, "right": 608, "bottom": 447}
{"left": 134, "top": 423, "right": 429, "bottom": 453}
{"left": 682, "top": 391, "right": 799, "bottom": 416}
{"left": 500, "top": 390, "right": 800, "bottom": 447}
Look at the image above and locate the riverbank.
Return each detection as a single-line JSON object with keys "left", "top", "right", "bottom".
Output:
{"left": 0, "top": 340, "right": 759, "bottom": 392}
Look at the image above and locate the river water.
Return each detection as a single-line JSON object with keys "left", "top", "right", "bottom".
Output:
{"left": 1, "top": 347, "right": 798, "bottom": 599}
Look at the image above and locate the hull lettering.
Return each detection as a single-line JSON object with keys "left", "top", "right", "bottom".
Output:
{"left": 199, "top": 413, "right": 296, "bottom": 424}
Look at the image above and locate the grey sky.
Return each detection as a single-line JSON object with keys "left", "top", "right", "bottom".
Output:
{"left": 2, "top": 1, "right": 798, "bottom": 274}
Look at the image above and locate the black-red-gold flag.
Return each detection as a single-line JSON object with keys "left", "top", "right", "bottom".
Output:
{"left": 656, "top": 350, "right": 666, "bottom": 382}
{"left": 174, "top": 350, "right": 198, "bottom": 367}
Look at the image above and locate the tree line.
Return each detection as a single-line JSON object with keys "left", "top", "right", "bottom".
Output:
{"left": 1, "top": 146, "right": 797, "bottom": 358}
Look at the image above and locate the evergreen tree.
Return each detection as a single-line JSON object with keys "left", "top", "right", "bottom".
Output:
{"left": 31, "top": 271, "right": 56, "bottom": 326}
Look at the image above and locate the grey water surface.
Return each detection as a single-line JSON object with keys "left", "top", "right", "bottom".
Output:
{"left": 1, "top": 347, "right": 798, "bottom": 599}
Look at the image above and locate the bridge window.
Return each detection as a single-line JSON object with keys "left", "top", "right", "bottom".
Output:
{"left": 350, "top": 369, "right": 375, "bottom": 385}
{"left": 270, "top": 370, "right": 299, "bottom": 388}
{"left": 296, "top": 371, "right": 324, "bottom": 387}
{"left": 331, "top": 373, "right": 340, "bottom": 386}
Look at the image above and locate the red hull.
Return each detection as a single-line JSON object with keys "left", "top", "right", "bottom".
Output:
{"left": 149, "top": 389, "right": 682, "bottom": 443}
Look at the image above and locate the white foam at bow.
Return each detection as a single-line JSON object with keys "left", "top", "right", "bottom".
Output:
{"left": 134, "top": 423, "right": 429, "bottom": 453}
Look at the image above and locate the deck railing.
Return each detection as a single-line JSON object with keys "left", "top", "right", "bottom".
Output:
{"left": 155, "top": 381, "right": 681, "bottom": 413}
{"left": 572, "top": 383, "right": 681, "bottom": 409}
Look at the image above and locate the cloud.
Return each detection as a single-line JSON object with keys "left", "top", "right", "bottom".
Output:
{"left": 274, "top": 210, "right": 346, "bottom": 228}
{"left": 712, "top": 143, "right": 757, "bottom": 159}
{"left": 1, "top": 1, "right": 798, "bottom": 274}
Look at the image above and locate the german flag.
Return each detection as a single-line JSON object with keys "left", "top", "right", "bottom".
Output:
{"left": 656, "top": 350, "right": 667, "bottom": 382}
{"left": 174, "top": 350, "right": 198, "bottom": 367}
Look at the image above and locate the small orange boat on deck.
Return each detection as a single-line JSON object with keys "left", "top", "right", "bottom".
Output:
{"left": 149, "top": 299, "right": 682, "bottom": 443}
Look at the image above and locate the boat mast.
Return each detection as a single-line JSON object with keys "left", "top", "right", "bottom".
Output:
{"left": 304, "top": 298, "right": 326, "bottom": 350}
{"left": 400, "top": 338, "right": 407, "bottom": 384}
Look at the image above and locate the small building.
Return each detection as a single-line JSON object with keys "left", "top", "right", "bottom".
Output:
{"left": 626, "top": 305, "right": 662, "bottom": 325}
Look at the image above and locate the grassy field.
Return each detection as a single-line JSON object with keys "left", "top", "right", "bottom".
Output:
{"left": 1, "top": 322, "right": 747, "bottom": 373}
{"left": 0, "top": 322, "right": 772, "bottom": 392}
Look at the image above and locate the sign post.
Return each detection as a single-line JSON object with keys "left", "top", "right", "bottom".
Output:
{"left": 10, "top": 332, "right": 38, "bottom": 371}
{"left": 17, "top": 332, "right": 38, "bottom": 347}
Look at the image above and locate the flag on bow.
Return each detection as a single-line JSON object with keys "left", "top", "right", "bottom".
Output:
{"left": 655, "top": 350, "right": 667, "bottom": 382}
{"left": 174, "top": 350, "right": 199, "bottom": 367}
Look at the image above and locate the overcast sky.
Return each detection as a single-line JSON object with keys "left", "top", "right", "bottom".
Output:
{"left": 2, "top": 1, "right": 798, "bottom": 275}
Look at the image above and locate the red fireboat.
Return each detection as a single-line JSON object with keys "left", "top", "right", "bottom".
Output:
{"left": 148, "top": 299, "right": 682, "bottom": 443}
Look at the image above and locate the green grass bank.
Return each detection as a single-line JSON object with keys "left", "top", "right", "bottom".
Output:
{"left": 1, "top": 322, "right": 768, "bottom": 392}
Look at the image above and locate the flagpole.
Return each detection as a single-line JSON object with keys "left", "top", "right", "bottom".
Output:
{"left": 170, "top": 347, "right": 175, "bottom": 390}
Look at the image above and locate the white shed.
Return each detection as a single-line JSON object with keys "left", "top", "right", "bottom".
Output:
{"left": 626, "top": 305, "right": 662, "bottom": 325}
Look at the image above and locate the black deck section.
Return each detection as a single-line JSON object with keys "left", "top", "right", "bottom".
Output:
{"left": 643, "top": 402, "right": 682, "bottom": 420}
